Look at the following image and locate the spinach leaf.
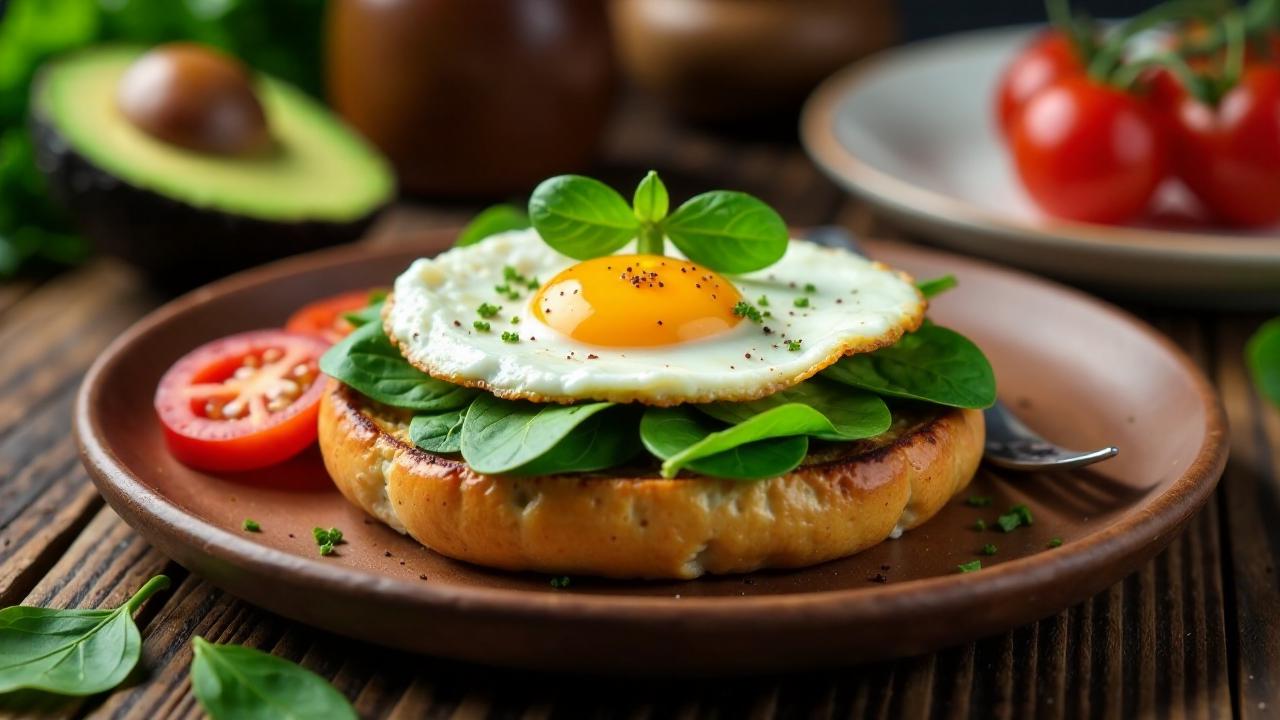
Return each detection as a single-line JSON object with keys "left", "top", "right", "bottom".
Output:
{"left": 916, "top": 275, "right": 957, "bottom": 298}
{"left": 663, "top": 191, "right": 788, "bottom": 274}
{"left": 698, "top": 379, "right": 890, "bottom": 441}
{"left": 529, "top": 175, "right": 639, "bottom": 260}
{"left": 640, "top": 407, "right": 808, "bottom": 480}
{"left": 632, "top": 170, "right": 669, "bottom": 224}
{"left": 319, "top": 322, "right": 476, "bottom": 412}
{"left": 1247, "top": 317, "right": 1280, "bottom": 407}
{"left": 822, "top": 324, "right": 996, "bottom": 409}
{"left": 456, "top": 204, "right": 531, "bottom": 247}
{"left": 341, "top": 301, "right": 384, "bottom": 328}
{"left": 190, "top": 637, "right": 356, "bottom": 720}
{"left": 409, "top": 405, "right": 470, "bottom": 454}
{"left": 0, "top": 575, "right": 170, "bottom": 696}
{"left": 460, "top": 394, "right": 638, "bottom": 474}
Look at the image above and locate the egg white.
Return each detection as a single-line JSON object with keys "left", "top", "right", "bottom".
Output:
{"left": 384, "top": 229, "right": 924, "bottom": 405}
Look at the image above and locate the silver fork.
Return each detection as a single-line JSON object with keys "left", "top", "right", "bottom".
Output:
{"left": 805, "top": 226, "right": 1119, "bottom": 472}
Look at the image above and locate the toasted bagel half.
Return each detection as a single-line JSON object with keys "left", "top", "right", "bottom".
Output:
{"left": 318, "top": 381, "right": 984, "bottom": 579}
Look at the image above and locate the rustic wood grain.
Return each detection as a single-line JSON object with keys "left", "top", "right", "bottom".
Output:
{"left": 0, "top": 106, "right": 1273, "bottom": 719}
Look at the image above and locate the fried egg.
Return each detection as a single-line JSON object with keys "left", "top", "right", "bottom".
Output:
{"left": 384, "top": 229, "right": 924, "bottom": 405}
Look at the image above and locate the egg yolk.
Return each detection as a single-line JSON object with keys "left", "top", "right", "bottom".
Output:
{"left": 532, "top": 255, "right": 743, "bottom": 347}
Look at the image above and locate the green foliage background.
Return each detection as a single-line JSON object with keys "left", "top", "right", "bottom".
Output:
{"left": 0, "top": 0, "right": 327, "bottom": 277}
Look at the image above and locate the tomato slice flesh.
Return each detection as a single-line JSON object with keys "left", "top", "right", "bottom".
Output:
{"left": 155, "top": 330, "right": 330, "bottom": 472}
{"left": 285, "top": 289, "right": 380, "bottom": 344}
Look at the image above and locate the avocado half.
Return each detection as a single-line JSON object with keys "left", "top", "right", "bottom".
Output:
{"left": 30, "top": 46, "right": 395, "bottom": 289}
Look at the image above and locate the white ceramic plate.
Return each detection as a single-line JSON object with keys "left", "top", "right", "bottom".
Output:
{"left": 801, "top": 25, "right": 1280, "bottom": 308}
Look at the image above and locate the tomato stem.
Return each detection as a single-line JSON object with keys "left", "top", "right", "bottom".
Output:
{"left": 1046, "top": 0, "right": 1096, "bottom": 62}
{"left": 1089, "top": 0, "right": 1219, "bottom": 83}
{"left": 1223, "top": 10, "right": 1247, "bottom": 87}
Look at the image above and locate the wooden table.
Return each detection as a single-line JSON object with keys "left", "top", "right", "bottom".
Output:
{"left": 1, "top": 100, "right": 1276, "bottom": 720}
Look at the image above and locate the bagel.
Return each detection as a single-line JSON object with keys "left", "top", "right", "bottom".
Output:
{"left": 318, "top": 381, "right": 984, "bottom": 579}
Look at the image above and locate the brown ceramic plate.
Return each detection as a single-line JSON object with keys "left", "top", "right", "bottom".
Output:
{"left": 76, "top": 231, "right": 1227, "bottom": 674}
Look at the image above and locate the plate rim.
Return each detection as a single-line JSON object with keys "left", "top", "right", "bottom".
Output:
{"left": 799, "top": 24, "right": 1280, "bottom": 262}
{"left": 75, "top": 233, "right": 1228, "bottom": 629}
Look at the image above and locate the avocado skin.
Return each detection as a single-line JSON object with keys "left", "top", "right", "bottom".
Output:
{"left": 31, "top": 111, "right": 385, "bottom": 291}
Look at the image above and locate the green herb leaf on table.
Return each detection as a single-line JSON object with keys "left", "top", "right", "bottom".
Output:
{"left": 1247, "top": 317, "right": 1280, "bottom": 408}
{"left": 190, "top": 637, "right": 357, "bottom": 720}
{"left": 456, "top": 204, "right": 531, "bottom": 247}
{"left": 409, "top": 405, "right": 469, "bottom": 454}
{"left": 632, "top": 170, "right": 670, "bottom": 224}
{"left": 663, "top": 191, "right": 789, "bottom": 274}
{"left": 640, "top": 407, "right": 809, "bottom": 481}
{"left": 916, "top": 275, "right": 958, "bottom": 298}
{"left": 460, "top": 394, "right": 639, "bottom": 475}
{"left": 0, "top": 575, "right": 170, "bottom": 696}
{"left": 822, "top": 324, "right": 997, "bottom": 409}
{"left": 698, "top": 379, "right": 891, "bottom": 442}
{"left": 529, "top": 175, "right": 640, "bottom": 260}
{"left": 319, "top": 322, "right": 477, "bottom": 412}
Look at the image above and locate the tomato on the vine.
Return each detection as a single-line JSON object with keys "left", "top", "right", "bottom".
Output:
{"left": 1168, "top": 64, "right": 1280, "bottom": 226}
{"left": 155, "top": 330, "right": 330, "bottom": 472}
{"left": 284, "top": 289, "right": 379, "bottom": 344}
{"left": 1010, "top": 76, "right": 1169, "bottom": 224}
{"left": 996, "top": 30, "right": 1086, "bottom": 137}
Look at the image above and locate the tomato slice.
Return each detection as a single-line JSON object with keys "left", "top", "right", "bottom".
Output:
{"left": 284, "top": 289, "right": 381, "bottom": 344}
{"left": 155, "top": 330, "right": 331, "bottom": 472}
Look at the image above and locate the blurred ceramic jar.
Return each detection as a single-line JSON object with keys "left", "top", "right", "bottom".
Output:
{"left": 610, "top": 0, "right": 895, "bottom": 121}
{"left": 327, "top": 0, "right": 615, "bottom": 197}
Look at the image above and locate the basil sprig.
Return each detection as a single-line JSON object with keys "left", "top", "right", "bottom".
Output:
{"left": 191, "top": 637, "right": 357, "bottom": 720}
{"left": 0, "top": 575, "right": 170, "bottom": 696}
{"left": 456, "top": 204, "right": 531, "bottom": 247}
{"left": 822, "top": 324, "right": 996, "bottom": 409}
{"left": 640, "top": 407, "right": 809, "bottom": 480}
{"left": 319, "top": 322, "right": 477, "bottom": 412}
{"left": 916, "top": 275, "right": 957, "bottom": 298}
{"left": 529, "top": 171, "right": 788, "bottom": 274}
{"left": 459, "top": 394, "right": 640, "bottom": 475}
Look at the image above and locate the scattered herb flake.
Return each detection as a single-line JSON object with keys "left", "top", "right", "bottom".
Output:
{"left": 957, "top": 560, "right": 982, "bottom": 573}
{"left": 327, "top": 527, "right": 343, "bottom": 544}
{"left": 319, "top": 541, "right": 335, "bottom": 556}
{"left": 241, "top": 519, "right": 260, "bottom": 533}
{"left": 980, "top": 543, "right": 997, "bottom": 556}
{"left": 793, "top": 297, "right": 810, "bottom": 308}
{"left": 996, "top": 505, "right": 1033, "bottom": 533}
{"left": 974, "top": 519, "right": 987, "bottom": 531}
{"left": 732, "top": 301, "right": 763, "bottom": 323}
{"left": 966, "top": 495, "right": 992, "bottom": 507}
{"left": 477, "top": 303, "right": 501, "bottom": 318}
{"left": 312, "top": 527, "right": 329, "bottom": 545}
{"left": 757, "top": 295, "right": 770, "bottom": 307}
{"left": 804, "top": 282, "right": 817, "bottom": 293}
{"left": 510, "top": 316, "right": 520, "bottom": 324}
{"left": 1048, "top": 537, "right": 1063, "bottom": 548}
{"left": 549, "top": 576, "right": 572, "bottom": 589}
{"left": 473, "top": 320, "right": 491, "bottom": 332}
{"left": 501, "top": 331, "right": 520, "bottom": 343}
{"left": 503, "top": 266, "right": 522, "bottom": 282}
{"left": 786, "top": 340, "right": 803, "bottom": 352}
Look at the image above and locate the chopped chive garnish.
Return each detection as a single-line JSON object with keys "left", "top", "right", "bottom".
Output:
{"left": 996, "top": 504, "right": 1033, "bottom": 533}
{"left": 1047, "top": 537, "right": 1063, "bottom": 548}
{"left": 980, "top": 543, "right": 997, "bottom": 556}
{"left": 510, "top": 316, "right": 520, "bottom": 324}
{"left": 786, "top": 339, "right": 802, "bottom": 352}
{"left": 732, "top": 301, "right": 763, "bottom": 323}
{"left": 242, "top": 519, "right": 260, "bottom": 533}
{"left": 757, "top": 295, "right": 770, "bottom": 307}
{"left": 957, "top": 560, "right": 982, "bottom": 573}
{"left": 327, "top": 527, "right": 343, "bottom": 544}
{"left": 804, "top": 282, "right": 817, "bottom": 293}
{"left": 549, "top": 576, "right": 572, "bottom": 589}
{"left": 319, "top": 542, "right": 335, "bottom": 556}
{"left": 312, "top": 526, "right": 343, "bottom": 546}
{"left": 503, "top": 266, "right": 521, "bottom": 281}
{"left": 965, "top": 495, "right": 992, "bottom": 507}
{"left": 501, "top": 331, "right": 520, "bottom": 343}
{"left": 974, "top": 519, "right": 987, "bottom": 531}
{"left": 793, "top": 297, "right": 810, "bottom": 308}
{"left": 477, "top": 303, "right": 501, "bottom": 318}
{"left": 473, "top": 320, "right": 491, "bottom": 332}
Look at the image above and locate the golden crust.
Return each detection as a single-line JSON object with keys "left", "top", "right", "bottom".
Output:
{"left": 380, "top": 290, "right": 927, "bottom": 407}
{"left": 318, "top": 381, "right": 984, "bottom": 579}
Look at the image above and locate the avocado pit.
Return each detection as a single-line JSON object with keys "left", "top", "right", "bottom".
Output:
{"left": 117, "top": 43, "right": 271, "bottom": 156}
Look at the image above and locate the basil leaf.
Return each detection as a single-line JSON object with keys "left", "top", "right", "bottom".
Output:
{"left": 662, "top": 191, "right": 788, "bottom": 273}
{"left": 632, "top": 170, "right": 669, "bottom": 224}
{"left": 640, "top": 407, "right": 808, "bottom": 480}
{"left": 341, "top": 301, "right": 383, "bottom": 328}
{"left": 319, "top": 322, "right": 477, "bottom": 411}
{"left": 698, "top": 379, "right": 890, "bottom": 441}
{"left": 456, "top": 204, "right": 531, "bottom": 247}
{"left": 460, "top": 394, "right": 637, "bottom": 474}
{"left": 0, "top": 575, "right": 170, "bottom": 696}
{"left": 191, "top": 637, "right": 356, "bottom": 720}
{"left": 1247, "top": 317, "right": 1280, "bottom": 407}
{"left": 822, "top": 324, "right": 996, "bottom": 409}
{"left": 529, "top": 175, "right": 639, "bottom": 260}
{"left": 916, "top": 275, "right": 957, "bottom": 298}
{"left": 409, "top": 405, "right": 469, "bottom": 454}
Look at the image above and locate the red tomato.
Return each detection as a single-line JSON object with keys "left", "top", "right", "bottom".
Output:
{"left": 284, "top": 289, "right": 378, "bottom": 344}
{"left": 1010, "top": 76, "right": 1168, "bottom": 224}
{"left": 996, "top": 30, "right": 1086, "bottom": 138}
{"left": 1169, "top": 65, "right": 1280, "bottom": 227}
{"left": 155, "top": 330, "right": 330, "bottom": 472}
